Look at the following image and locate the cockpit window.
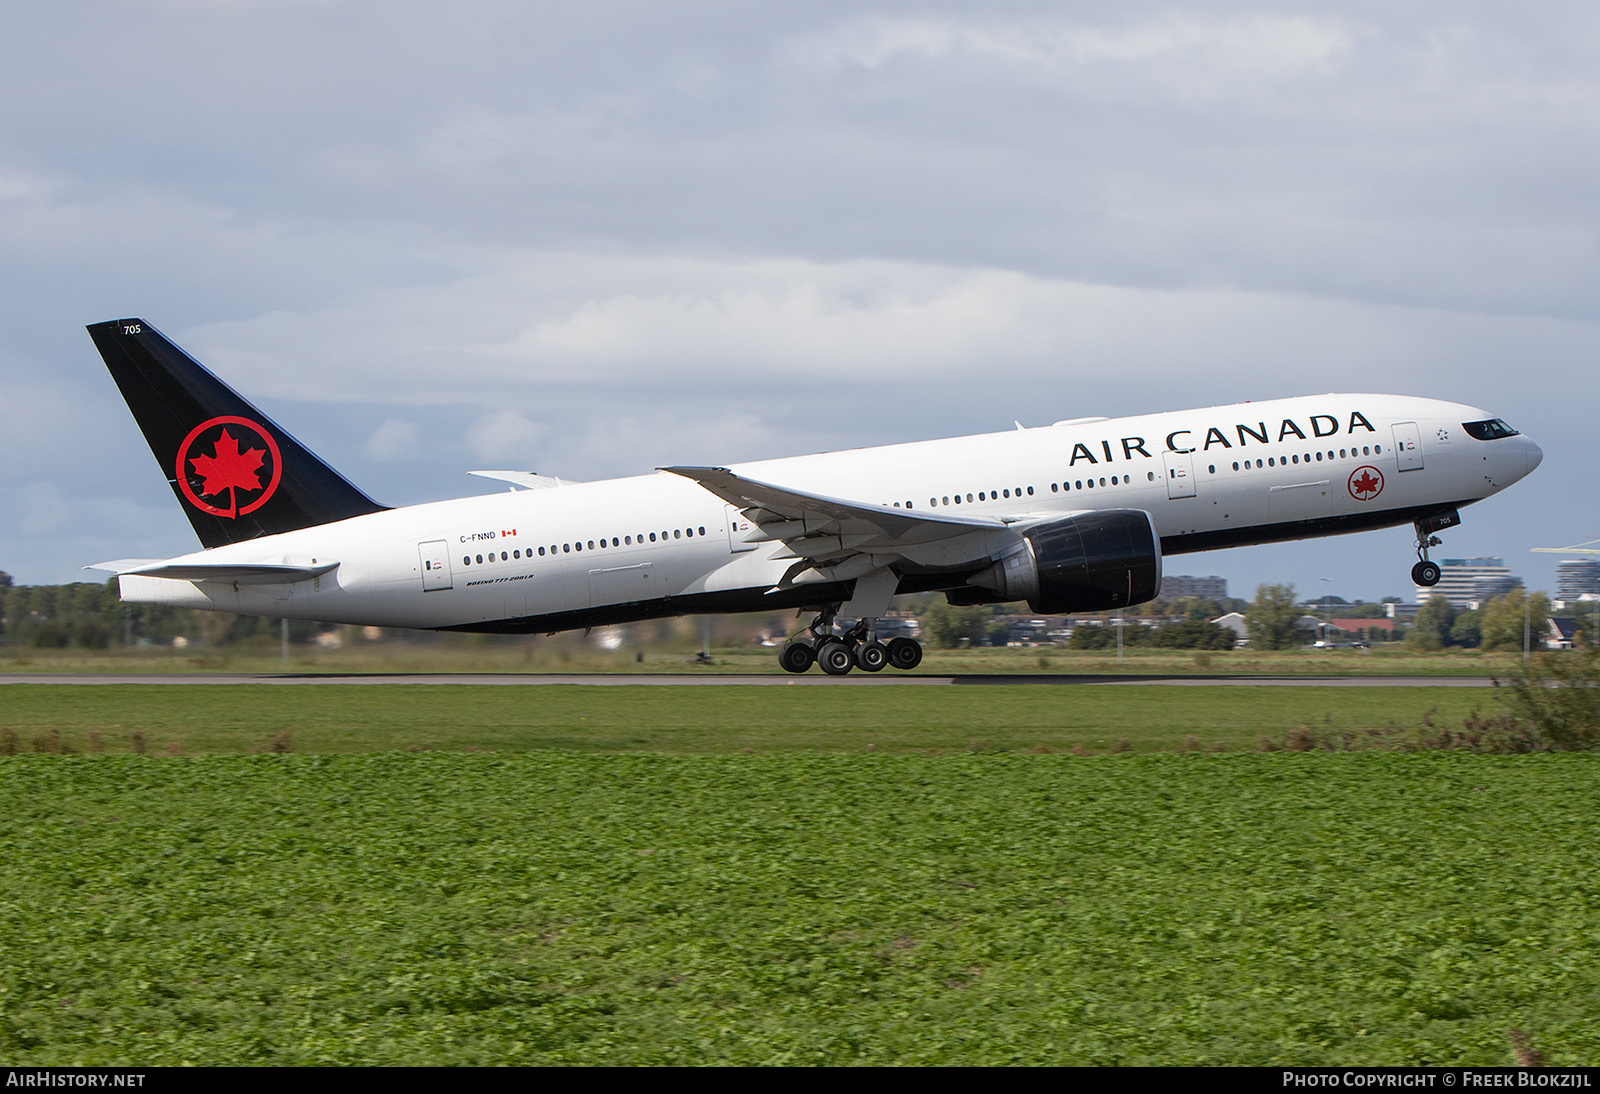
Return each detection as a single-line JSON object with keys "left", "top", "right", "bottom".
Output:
{"left": 1462, "top": 419, "right": 1520, "bottom": 440}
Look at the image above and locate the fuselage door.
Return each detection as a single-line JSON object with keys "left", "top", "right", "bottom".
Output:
{"left": 419, "top": 540, "right": 452, "bottom": 591}
{"left": 590, "top": 563, "right": 655, "bottom": 607}
{"left": 1392, "top": 422, "right": 1423, "bottom": 471}
{"left": 1162, "top": 450, "right": 1197, "bottom": 499}
{"left": 725, "top": 505, "right": 757, "bottom": 552}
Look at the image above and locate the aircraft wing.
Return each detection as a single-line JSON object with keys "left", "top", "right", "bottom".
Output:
{"left": 661, "top": 466, "right": 1006, "bottom": 592}
{"left": 662, "top": 466, "right": 1002, "bottom": 543}
{"left": 87, "top": 559, "right": 339, "bottom": 585}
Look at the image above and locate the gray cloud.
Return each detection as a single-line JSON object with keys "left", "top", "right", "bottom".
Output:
{"left": 364, "top": 418, "right": 420, "bottom": 462}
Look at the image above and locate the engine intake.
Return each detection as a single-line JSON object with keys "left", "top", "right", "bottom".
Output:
{"left": 971, "top": 509, "right": 1162, "bottom": 614}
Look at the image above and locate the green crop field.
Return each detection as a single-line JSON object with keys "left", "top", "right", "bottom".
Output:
{"left": 0, "top": 682, "right": 1502, "bottom": 755}
{"left": 2, "top": 751, "right": 1596, "bottom": 1066}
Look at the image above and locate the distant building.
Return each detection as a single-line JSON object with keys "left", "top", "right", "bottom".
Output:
{"left": 1329, "top": 618, "right": 1396, "bottom": 638}
{"left": 876, "top": 617, "right": 920, "bottom": 640}
{"left": 1546, "top": 618, "right": 1579, "bottom": 650}
{"left": 1005, "top": 619, "right": 1052, "bottom": 645}
{"left": 1211, "top": 612, "right": 1248, "bottom": 646}
{"left": 1418, "top": 557, "right": 1523, "bottom": 609}
{"left": 1161, "top": 575, "right": 1227, "bottom": 600}
{"left": 1557, "top": 560, "right": 1600, "bottom": 601}
{"left": 1293, "top": 616, "right": 1325, "bottom": 642}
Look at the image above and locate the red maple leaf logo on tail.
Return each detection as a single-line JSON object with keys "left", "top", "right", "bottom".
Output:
{"left": 187, "top": 428, "right": 267, "bottom": 518}
{"left": 175, "top": 416, "right": 283, "bottom": 519}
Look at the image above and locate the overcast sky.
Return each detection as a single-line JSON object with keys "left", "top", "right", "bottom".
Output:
{"left": 2, "top": 1, "right": 1594, "bottom": 602}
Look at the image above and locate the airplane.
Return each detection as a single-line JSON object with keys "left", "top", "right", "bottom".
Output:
{"left": 85, "top": 318, "right": 1543, "bottom": 674}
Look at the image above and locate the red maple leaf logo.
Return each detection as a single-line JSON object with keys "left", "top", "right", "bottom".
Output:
{"left": 174, "top": 416, "right": 283, "bottom": 519}
{"left": 1348, "top": 465, "right": 1384, "bottom": 501}
{"left": 189, "top": 428, "right": 267, "bottom": 518}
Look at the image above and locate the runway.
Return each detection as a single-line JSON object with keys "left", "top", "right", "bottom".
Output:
{"left": 0, "top": 673, "right": 1499, "bottom": 687}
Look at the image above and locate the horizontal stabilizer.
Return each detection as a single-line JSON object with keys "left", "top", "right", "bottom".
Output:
{"left": 85, "top": 559, "right": 167, "bottom": 574}
{"left": 88, "top": 559, "right": 338, "bottom": 585}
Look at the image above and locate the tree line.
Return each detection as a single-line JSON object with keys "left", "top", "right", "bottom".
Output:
{"left": 0, "top": 572, "right": 316, "bottom": 649}
{"left": 1, "top": 569, "right": 1565, "bottom": 654}
{"left": 1405, "top": 588, "right": 1554, "bottom": 651}
{"left": 919, "top": 595, "right": 1247, "bottom": 650}
{"left": 1244, "top": 581, "right": 1558, "bottom": 651}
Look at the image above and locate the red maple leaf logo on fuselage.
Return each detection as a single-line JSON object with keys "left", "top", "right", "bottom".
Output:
{"left": 1348, "top": 466, "right": 1384, "bottom": 501}
{"left": 189, "top": 429, "right": 267, "bottom": 519}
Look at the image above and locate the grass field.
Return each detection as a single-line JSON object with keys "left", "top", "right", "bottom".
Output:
{"left": 2, "top": 751, "right": 1596, "bottom": 1066}
{"left": 0, "top": 683, "right": 1503, "bottom": 754}
{"left": 0, "top": 640, "right": 1534, "bottom": 677}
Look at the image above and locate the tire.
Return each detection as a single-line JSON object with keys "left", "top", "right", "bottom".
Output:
{"left": 887, "top": 637, "right": 923, "bottom": 670}
{"left": 779, "top": 642, "right": 815, "bottom": 674}
{"left": 856, "top": 641, "right": 888, "bottom": 672}
{"left": 817, "top": 640, "right": 855, "bottom": 676}
{"left": 1412, "top": 560, "right": 1442, "bottom": 587}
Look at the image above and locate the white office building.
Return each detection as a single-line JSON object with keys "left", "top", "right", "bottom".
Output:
{"left": 1556, "top": 560, "right": 1600, "bottom": 601}
{"left": 1161, "top": 575, "right": 1228, "bottom": 600}
{"left": 1417, "top": 557, "right": 1522, "bottom": 609}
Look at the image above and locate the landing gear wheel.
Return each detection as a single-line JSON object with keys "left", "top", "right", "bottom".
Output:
{"left": 887, "top": 637, "right": 923, "bottom": 671}
{"left": 779, "top": 641, "right": 816, "bottom": 674}
{"left": 855, "top": 641, "right": 888, "bottom": 672}
{"left": 1412, "top": 560, "right": 1441, "bottom": 587}
{"left": 817, "top": 640, "right": 855, "bottom": 676}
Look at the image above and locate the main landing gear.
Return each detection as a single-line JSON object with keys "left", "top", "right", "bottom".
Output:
{"left": 778, "top": 605, "right": 923, "bottom": 675}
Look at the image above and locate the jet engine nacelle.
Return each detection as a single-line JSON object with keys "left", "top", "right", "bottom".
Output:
{"left": 971, "top": 509, "right": 1163, "bottom": 614}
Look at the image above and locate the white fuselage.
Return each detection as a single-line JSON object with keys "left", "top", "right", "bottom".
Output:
{"left": 118, "top": 393, "right": 1542, "bottom": 631}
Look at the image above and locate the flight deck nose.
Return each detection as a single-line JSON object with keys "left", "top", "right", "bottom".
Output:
{"left": 1525, "top": 437, "right": 1544, "bottom": 475}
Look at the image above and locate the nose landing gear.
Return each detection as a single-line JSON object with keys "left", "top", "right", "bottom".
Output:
{"left": 776, "top": 604, "right": 923, "bottom": 674}
{"left": 1409, "top": 510, "right": 1460, "bottom": 589}
{"left": 1412, "top": 521, "right": 1443, "bottom": 588}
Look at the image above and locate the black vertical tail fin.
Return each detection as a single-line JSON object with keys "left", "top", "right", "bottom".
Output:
{"left": 88, "top": 318, "right": 387, "bottom": 549}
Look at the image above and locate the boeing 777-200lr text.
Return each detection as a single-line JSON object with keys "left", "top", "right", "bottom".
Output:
{"left": 86, "top": 319, "right": 1542, "bottom": 673}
